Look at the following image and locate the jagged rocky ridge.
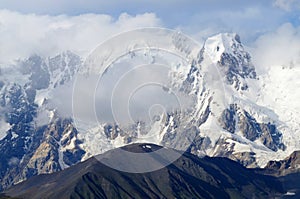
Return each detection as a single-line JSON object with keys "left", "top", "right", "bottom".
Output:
{"left": 219, "top": 104, "right": 285, "bottom": 151}
{"left": 0, "top": 52, "right": 84, "bottom": 190}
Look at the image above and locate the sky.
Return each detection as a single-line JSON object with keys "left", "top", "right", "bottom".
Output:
{"left": 0, "top": 0, "right": 299, "bottom": 67}
{"left": 0, "top": 1, "right": 299, "bottom": 28}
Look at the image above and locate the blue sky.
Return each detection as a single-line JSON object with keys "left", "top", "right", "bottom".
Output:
{"left": 0, "top": 0, "right": 299, "bottom": 65}
{"left": 0, "top": 0, "right": 299, "bottom": 42}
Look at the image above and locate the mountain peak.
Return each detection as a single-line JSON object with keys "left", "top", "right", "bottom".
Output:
{"left": 203, "top": 32, "right": 242, "bottom": 63}
{"left": 200, "top": 32, "right": 256, "bottom": 90}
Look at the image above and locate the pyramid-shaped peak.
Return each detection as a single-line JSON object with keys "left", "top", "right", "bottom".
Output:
{"left": 199, "top": 33, "right": 256, "bottom": 90}
{"left": 203, "top": 33, "right": 244, "bottom": 63}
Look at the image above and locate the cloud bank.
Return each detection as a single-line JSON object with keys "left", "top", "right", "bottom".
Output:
{"left": 0, "top": 10, "right": 161, "bottom": 65}
{"left": 251, "top": 23, "right": 300, "bottom": 74}
{"left": 273, "top": 0, "right": 300, "bottom": 11}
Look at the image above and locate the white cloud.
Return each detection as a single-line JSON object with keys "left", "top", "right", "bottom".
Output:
{"left": 251, "top": 23, "right": 300, "bottom": 74}
{"left": 0, "top": 10, "right": 161, "bottom": 65}
{"left": 273, "top": 0, "right": 296, "bottom": 11}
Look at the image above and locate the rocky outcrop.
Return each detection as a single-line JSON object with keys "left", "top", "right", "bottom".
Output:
{"left": 219, "top": 104, "right": 285, "bottom": 152}
{"left": 0, "top": 51, "right": 83, "bottom": 190}
{"left": 219, "top": 104, "right": 237, "bottom": 134}
{"left": 0, "top": 118, "right": 85, "bottom": 190}
{"left": 264, "top": 151, "right": 300, "bottom": 176}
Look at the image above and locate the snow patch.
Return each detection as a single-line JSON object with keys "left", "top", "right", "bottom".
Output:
{"left": 284, "top": 192, "right": 296, "bottom": 196}
{"left": 11, "top": 132, "right": 18, "bottom": 139}
{"left": 142, "top": 144, "right": 152, "bottom": 149}
{"left": 0, "top": 119, "right": 11, "bottom": 140}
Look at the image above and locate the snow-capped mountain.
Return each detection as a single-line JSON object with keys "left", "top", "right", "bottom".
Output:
{"left": 0, "top": 32, "right": 299, "bottom": 190}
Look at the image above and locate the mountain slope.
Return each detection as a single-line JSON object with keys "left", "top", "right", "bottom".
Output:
{"left": 2, "top": 143, "right": 284, "bottom": 199}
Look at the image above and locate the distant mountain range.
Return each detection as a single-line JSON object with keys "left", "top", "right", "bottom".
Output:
{"left": 0, "top": 31, "right": 299, "bottom": 192}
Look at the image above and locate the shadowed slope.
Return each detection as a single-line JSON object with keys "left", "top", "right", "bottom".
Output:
{"left": 3, "top": 143, "right": 284, "bottom": 199}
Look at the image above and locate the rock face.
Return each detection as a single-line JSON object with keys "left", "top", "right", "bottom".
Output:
{"left": 0, "top": 118, "right": 85, "bottom": 191}
{"left": 219, "top": 104, "right": 285, "bottom": 151}
{"left": 264, "top": 151, "right": 300, "bottom": 176}
{"left": 2, "top": 144, "right": 284, "bottom": 199}
{"left": 0, "top": 52, "right": 84, "bottom": 190}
